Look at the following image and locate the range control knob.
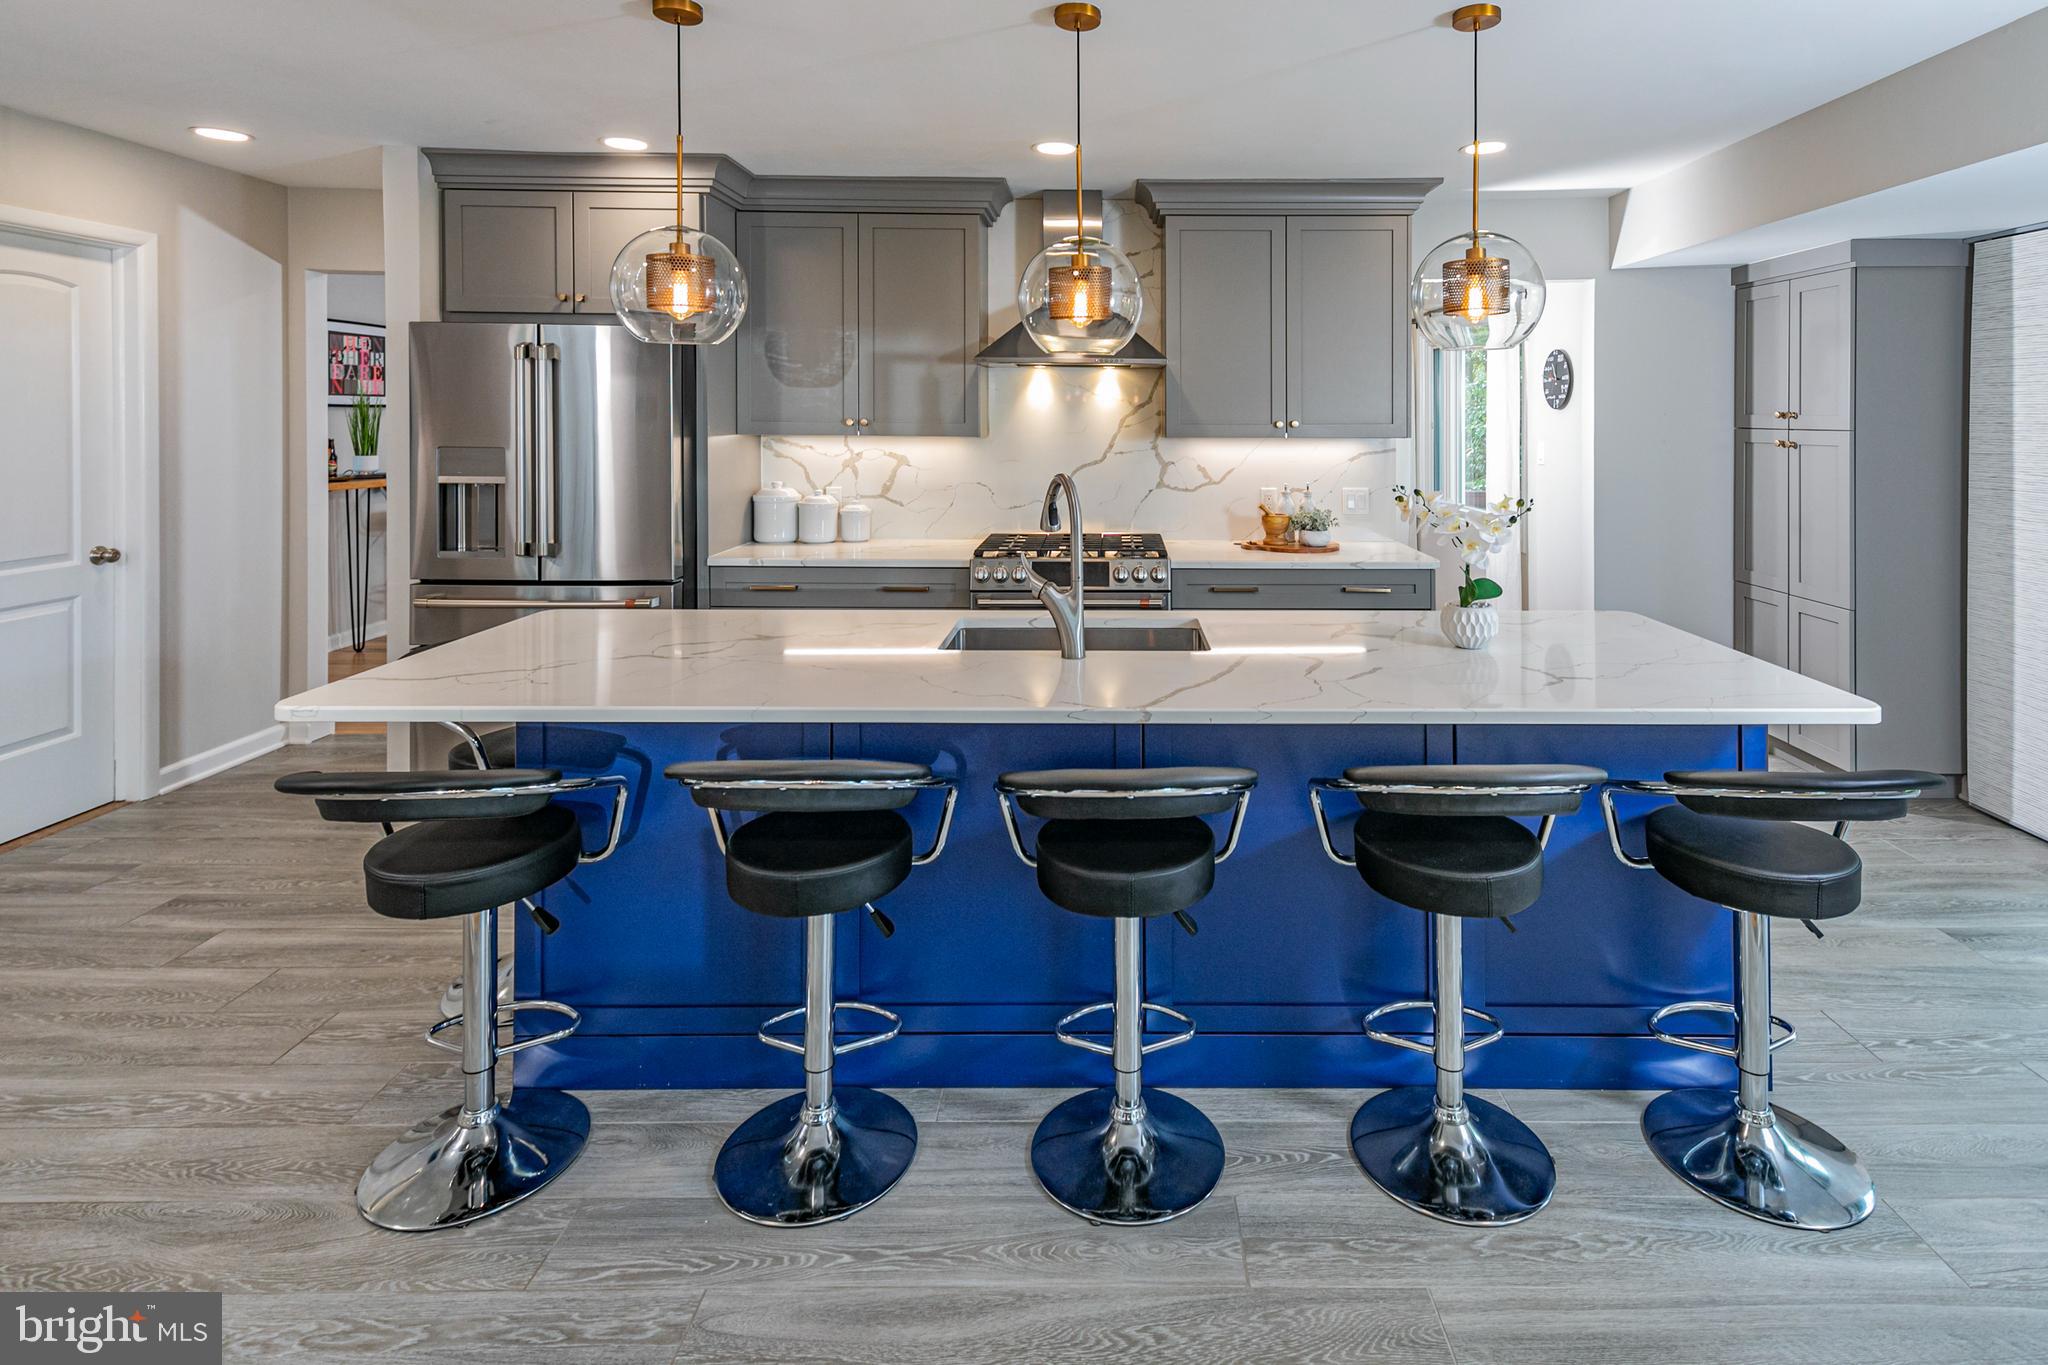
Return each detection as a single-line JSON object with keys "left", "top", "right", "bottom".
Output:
{"left": 992, "top": 567, "right": 1009, "bottom": 583}
{"left": 1111, "top": 564, "right": 1130, "bottom": 582}
{"left": 1149, "top": 565, "right": 1167, "bottom": 582}
{"left": 972, "top": 565, "right": 991, "bottom": 582}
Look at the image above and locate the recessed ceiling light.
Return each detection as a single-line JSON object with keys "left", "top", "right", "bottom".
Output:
{"left": 1033, "top": 140, "right": 1077, "bottom": 156}
{"left": 602, "top": 136, "right": 649, "bottom": 152}
{"left": 190, "top": 126, "right": 252, "bottom": 143}
{"left": 1461, "top": 140, "right": 1507, "bottom": 156}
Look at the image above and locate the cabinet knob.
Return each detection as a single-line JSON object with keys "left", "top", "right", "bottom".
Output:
{"left": 857, "top": 417, "right": 870, "bottom": 428}
{"left": 573, "top": 293, "right": 587, "bottom": 303}
{"left": 1785, "top": 410, "right": 1799, "bottom": 420}
{"left": 1272, "top": 419, "right": 1285, "bottom": 430}
{"left": 1774, "top": 438, "right": 1799, "bottom": 449}
{"left": 1288, "top": 419, "right": 1300, "bottom": 429}
{"left": 842, "top": 418, "right": 856, "bottom": 428}
{"left": 555, "top": 293, "right": 570, "bottom": 303}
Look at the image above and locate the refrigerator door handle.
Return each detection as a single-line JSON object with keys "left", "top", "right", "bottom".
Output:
{"left": 537, "top": 341, "right": 561, "bottom": 557}
{"left": 512, "top": 340, "right": 536, "bottom": 557}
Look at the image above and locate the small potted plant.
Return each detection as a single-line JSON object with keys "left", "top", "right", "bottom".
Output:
{"left": 1291, "top": 503, "right": 1339, "bottom": 548}
{"left": 347, "top": 393, "right": 383, "bottom": 474}
{"left": 1392, "top": 487, "right": 1535, "bottom": 649}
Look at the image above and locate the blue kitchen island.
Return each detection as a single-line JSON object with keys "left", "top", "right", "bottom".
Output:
{"left": 275, "top": 605, "right": 1877, "bottom": 1094}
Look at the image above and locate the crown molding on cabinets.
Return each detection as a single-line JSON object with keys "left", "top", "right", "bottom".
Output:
{"left": 1133, "top": 178, "right": 1441, "bottom": 224}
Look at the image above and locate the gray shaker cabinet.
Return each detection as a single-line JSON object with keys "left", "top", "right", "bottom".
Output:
{"left": 1734, "top": 581, "right": 1794, "bottom": 744}
{"left": 736, "top": 212, "right": 860, "bottom": 435}
{"left": 1789, "top": 430, "right": 1854, "bottom": 609}
{"left": 443, "top": 190, "right": 575, "bottom": 315}
{"left": 738, "top": 211, "right": 986, "bottom": 437}
{"left": 1735, "top": 280, "right": 1790, "bottom": 427}
{"left": 1787, "top": 596, "right": 1857, "bottom": 770}
{"left": 858, "top": 214, "right": 986, "bottom": 438}
{"left": 1163, "top": 216, "right": 1287, "bottom": 438}
{"left": 1163, "top": 214, "right": 1408, "bottom": 439}
{"left": 1734, "top": 430, "right": 1791, "bottom": 594}
{"left": 571, "top": 191, "right": 682, "bottom": 315}
{"left": 1789, "top": 270, "right": 1854, "bottom": 431}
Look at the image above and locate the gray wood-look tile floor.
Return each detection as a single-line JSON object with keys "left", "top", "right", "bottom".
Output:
{"left": 4, "top": 738, "right": 2048, "bottom": 1362}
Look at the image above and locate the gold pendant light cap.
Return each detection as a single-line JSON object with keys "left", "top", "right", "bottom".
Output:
{"left": 653, "top": 0, "right": 704, "bottom": 26}
{"left": 1451, "top": 4, "right": 1501, "bottom": 32}
{"left": 1054, "top": 3, "right": 1103, "bottom": 33}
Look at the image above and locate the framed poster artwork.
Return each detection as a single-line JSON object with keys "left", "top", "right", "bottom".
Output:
{"left": 327, "top": 321, "right": 386, "bottom": 405}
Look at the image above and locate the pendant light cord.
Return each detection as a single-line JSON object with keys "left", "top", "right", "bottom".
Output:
{"left": 675, "top": 20, "right": 685, "bottom": 231}
{"left": 1074, "top": 22, "right": 1085, "bottom": 260}
{"left": 1470, "top": 20, "right": 1479, "bottom": 240}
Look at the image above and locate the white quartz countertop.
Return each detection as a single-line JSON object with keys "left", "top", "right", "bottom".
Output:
{"left": 275, "top": 608, "right": 1879, "bottom": 728}
{"left": 707, "top": 536, "right": 1437, "bottom": 571}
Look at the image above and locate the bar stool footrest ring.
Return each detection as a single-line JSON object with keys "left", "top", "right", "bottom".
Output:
{"left": 1054, "top": 1000, "right": 1196, "bottom": 1057}
{"left": 755, "top": 1000, "right": 903, "bottom": 1057}
{"left": 424, "top": 998, "right": 580, "bottom": 1058}
{"left": 1362, "top": 999, "right": 1503, "bottom": 1056}
{"left": 1647, "top": 1000, "right": 1794, "bottom": 1060}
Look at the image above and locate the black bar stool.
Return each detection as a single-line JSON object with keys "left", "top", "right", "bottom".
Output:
{"left": 667, "top": 759, "right": 956, "bottom": 1226}
{"left": 275, "top": 762, "right": 628, "bottom": 1230}
{"left": 995, "top": 766, "right": 1257, "bottom": 1226}
{"left": 1310, "top": 763, "right": 1606, "bottom": 1225}
{"left": 441, "top": 727, "right": 518, "bottom": 1018}
{"left": 1602, "top": 768, "right": 1939, "bottom": 1229}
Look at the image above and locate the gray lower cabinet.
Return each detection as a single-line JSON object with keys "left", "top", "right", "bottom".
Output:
{"left": 444, "top": 190, "right": 575, "bottom": 314}
{"left": 709, "top": 565, "right": 970, "bottom": 610}
{"left": 1734, "top": 582, "right": 1793, "bottom": 743}
{"left": 1787, "top": 596, "right": 1856, "bottom": 770}
{"left": 1173, "top": 567, "right": 1433, "bottom": 610}
{"left": 1163, "top": 213, "right": 1410, "bottom": 439}
{"left": 1789, "top": 431, "right": 1853, "bottom": 609}
{"left": 738, "top": 211, "right": 986, "bottom": 437}
{"left": 736, "top": 212, "right": 859, "bottom": 434}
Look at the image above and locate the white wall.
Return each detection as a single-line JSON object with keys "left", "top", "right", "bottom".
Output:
{"left": 1522, "top": 279, "right": 1595, "bottom": 610}
{"left": 0, "top": 104, "right": 290, "bottom": 781}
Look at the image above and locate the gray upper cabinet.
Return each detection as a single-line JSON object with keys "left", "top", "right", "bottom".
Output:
{"left": 571, "top": 192, "right": 683, "bottom": 315}
{"left": 1789, "top": 430, "right": 1854, "bottom": 609}
{"left": 1735, "top": 280, "right": 1790, "bottom": 427}
{"left": 443, "top": 190, "right": 574, "bottom": 314}
{"left": 1137, "top": 180, "right": 1436, "bottom": 441}
{"left": 1286, "top": 216, "right": 1406, "bottom": 437}
{"left": 1734, "top": 430, "right": 1791, "bottom": 593}
{"left": 736, "top": 212, "right": 859, "bottom": 435}
{"left": 1789, "top": 269, "right": 1854, "bottom": 430}
{"left": 1163, "top": 217, "right": 1286, "bottom": 437}
{"left": 858, "top": 214, "right": 985, "bottom": 438}
{"left": 738, "top": 210, "right": 986, "bottom": 437}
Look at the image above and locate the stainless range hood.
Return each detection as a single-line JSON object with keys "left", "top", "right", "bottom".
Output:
{"left": 976, "top": 190, "right": 1166, "bottom": 369}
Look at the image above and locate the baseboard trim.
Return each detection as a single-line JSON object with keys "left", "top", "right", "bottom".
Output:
{"left": 326, "top": 622, "right": 388, "bottom": 652}
{"left": 157, "top": 724, "right": 287, "bottom": 794}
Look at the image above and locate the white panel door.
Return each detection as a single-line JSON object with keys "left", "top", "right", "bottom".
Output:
{"left": 0, "top": 233, "right": 116, "bottom": 842}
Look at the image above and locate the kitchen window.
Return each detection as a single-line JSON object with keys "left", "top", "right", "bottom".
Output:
{"left": 1427, "top": 346, "right": 1526, "bottom": 507}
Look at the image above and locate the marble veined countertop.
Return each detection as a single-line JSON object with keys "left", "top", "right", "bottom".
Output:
{"left": 707, "top": 535, "right": 1437, "bottom": 570}
{"left": 275, "top": 608, "right": 1877, "bottom": 727}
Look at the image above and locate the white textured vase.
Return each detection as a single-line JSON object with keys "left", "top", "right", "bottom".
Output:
{"left": 1440, "top": 602, "right": 1500, "bottom": 650}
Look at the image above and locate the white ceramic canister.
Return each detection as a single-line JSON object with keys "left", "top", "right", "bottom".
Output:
{"left": 752, "top": 480, "right": 799, "bottom": 544}
{"left": 797, "top": 486, "right": 840, "bottom": 543}
{"left": 838, "top": 495, "right": 873, "bottom": 542}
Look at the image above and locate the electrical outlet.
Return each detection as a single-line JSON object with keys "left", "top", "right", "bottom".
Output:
{"left": 1342, "top": 486, "right": 1371, "bottom": 515}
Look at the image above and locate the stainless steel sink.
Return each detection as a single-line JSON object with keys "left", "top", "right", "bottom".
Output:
{"left": 941, "top": 621, "right": 1211, "bottom": 653}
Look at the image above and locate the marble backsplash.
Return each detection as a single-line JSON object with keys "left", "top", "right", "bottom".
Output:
{"left": 756, "top": 196, "right": 1418, "bottom": 544}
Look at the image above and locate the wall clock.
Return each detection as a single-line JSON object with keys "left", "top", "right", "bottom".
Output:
{"left": 1541, "top": 348, "right": 1573, "bottom": 410}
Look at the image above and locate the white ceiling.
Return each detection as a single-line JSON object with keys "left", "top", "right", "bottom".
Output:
{"left": 0, "top": 0, "right": 2039, "bottom": 196}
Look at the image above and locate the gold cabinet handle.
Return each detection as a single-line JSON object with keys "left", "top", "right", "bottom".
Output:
{"left": 1773, "top": 410, "right": 1793, "bottom": 420}
{"left": 1785, "top": 410, "right": 1799, "bottom": 420}
{"left": 842, "top": 418, "right": 856, "bottom": 428}
{"left": 555, "top": 293, "right": 570, "bottom": 303}
{"left": 745, "top": 583, "right": 801, "bottom": 592}
{"left": 574, "top": 293, "right": 587, "bottom": 303}
{"left": 857, "top": 417, "right": 870, "bottom": 428}
{"left": 1774, "top": 438, "right": 1799, "bottom": 449}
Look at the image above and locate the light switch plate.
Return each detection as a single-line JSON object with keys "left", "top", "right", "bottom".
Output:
{"left": 1342, "top": 487, "right": 1371, "bottom": 515}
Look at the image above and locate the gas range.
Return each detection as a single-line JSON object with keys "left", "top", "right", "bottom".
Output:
{"left": 968, "top": 531, "right": 1172, "bottom": 609}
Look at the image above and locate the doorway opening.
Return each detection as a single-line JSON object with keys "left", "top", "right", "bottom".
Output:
{"left": 306, "top": 270, "right": 388, "bottom": 737}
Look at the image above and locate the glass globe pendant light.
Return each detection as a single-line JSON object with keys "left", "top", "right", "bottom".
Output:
{"left": 1410, "top": 4, "right": 1544, "bottom": 351}
{"left": 1018, "top": 3, "right": 1141, "bottom": 357}
{"left": 610, "top": 0, "right": 747, "bottom": 345}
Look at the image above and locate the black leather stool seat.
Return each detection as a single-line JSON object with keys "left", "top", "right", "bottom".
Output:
{"left": 725, "top": 809, "right": 913, "bottom": 918}
{"left": 1645, "top": 805, "right": 1861, "bottom": 919}
{"left": 364, "top": 804, "right": 582, "bottom": 920}
{"left": 1035, "top": 816, "right": 1217, "bottom": 919}
{"left": 1352, "top": 811, "right": 1543, "bottom": 919}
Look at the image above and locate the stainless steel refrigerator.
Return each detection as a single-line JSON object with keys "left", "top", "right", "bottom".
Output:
{"left": 410, "top": 322, "right": 705, "bottom": 649}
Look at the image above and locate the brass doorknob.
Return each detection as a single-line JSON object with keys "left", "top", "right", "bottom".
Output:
{"left": 857, "top": 417, "right": 870, "bottom": 428}
{"left": 1272, "top": 419, "right": 1285, "bottom": 430}
{"left": 88, "top": 545, "right": 122, "bottom": 565}
{"left": 574, "top": 293, "right": 587, "bottom": 303}
{"left": 555, "top": 293, "right": 570, "bottom": 303}
{"left": 842, "top": 418, "right": 856, "bottom": 428}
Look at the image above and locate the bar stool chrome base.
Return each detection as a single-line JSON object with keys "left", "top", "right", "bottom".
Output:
{"left": 1642, "top": 1087, "right": 1875, "bottom": 1230}
{"left": 1031, "top": 1085, "right": 1225, "bottom": 1226}
{"left": 1350, "top": 1087, "right": 1555, "bottom": 1226}
{"left": 355, "top": 1088, "right": 590, "bottom": 1232}
{"left": 714, "top": 1087, "right": 918, "bottom": 1227}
